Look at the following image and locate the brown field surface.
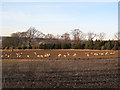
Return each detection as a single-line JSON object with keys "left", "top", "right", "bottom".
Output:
{"left": 1, "top": 49, "right": 120, "bottom": 88}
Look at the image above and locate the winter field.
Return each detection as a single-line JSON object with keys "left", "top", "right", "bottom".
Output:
{"left": 1, "top": 49, "right": 120, "bottom": 88}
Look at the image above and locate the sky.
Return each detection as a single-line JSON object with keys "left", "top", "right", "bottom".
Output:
{"left": 0, "top": 1, "right": 118, "bottom": 40}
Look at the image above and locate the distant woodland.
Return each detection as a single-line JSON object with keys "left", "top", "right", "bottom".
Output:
{"left": 2, "top": 27, "right": 120, "bottom": 50}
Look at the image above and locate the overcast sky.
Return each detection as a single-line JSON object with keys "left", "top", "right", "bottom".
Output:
{"left": 0, "top": 1, "right": 118, "bottom": 40}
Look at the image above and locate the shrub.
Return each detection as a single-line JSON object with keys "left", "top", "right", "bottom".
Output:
{"left": 22, "top": 46, "right": 27, "bottom": 49}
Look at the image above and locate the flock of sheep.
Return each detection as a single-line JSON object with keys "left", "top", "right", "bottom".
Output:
{"left": 85, "top": 52, "right": 115, "bottom": 57}
{"left": 1, "top": 51, "right": 116, "bottom": 59}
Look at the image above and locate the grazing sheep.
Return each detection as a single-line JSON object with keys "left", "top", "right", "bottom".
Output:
{"left": 27, "top": 55, "right": 29, "bottom": 57}
{"left": 34, "top": 52, "right": 37, "bottom": 55}
{"left": 47, "top": 53, "right": 50, "bottom": 57}
{"left": 64, "top": 55, "right": 66, "bottom": 57}
{"left": 73, "top": 53, "right": 76, "bottom": 56}
{"left": 100, "top": 53, "right": 104, "bottom": 56}
{"left": 90, "top": 52, "right": 93, "bottom": 54}
{"left": 94, "top": 53, "right": 98, "bottom": 56}
{"left": 58, "top": 54, "right": 61, "bottom": 57}
{"left": 37, "top": 55, "right": 40, "bottom": 57}
{"left": 110, "top": 52, "right": 115, "bottom": 55}
{"left": 105, "top": 52, "right": 108, "bottom": 55}
{"left": 86, "top": 54, "right": 90, "bottom": 57}
{"left": 44, "top": 54, "right": 47, "bottom": 57}
{"left": 1, "top": 55, "right": 3, "bottom": 58}
{"left": 5, "top": 54, "right": 7, "bottom": 57}
{"left": 40, "top": 55, "right": 44, "bottom": 58}
{"left": 7, "top": 55, "right": 10, "bottom": 58}
{"left": 67, "top": 52, "right": 70, "bottom": 56}
{"left": 19, "top": 55, "right": 21, "bottom": 58}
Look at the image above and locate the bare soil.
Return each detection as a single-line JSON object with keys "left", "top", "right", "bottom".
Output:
{"left": 1, "top": 50, "right": 120, "bottom": 88}
{"left": 2, "top": 59, "right": 119, "bottom": 88}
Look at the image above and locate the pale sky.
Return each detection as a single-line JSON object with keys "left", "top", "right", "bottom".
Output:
{"left": 0, "top": 1, "right": 118, "bottom": 40}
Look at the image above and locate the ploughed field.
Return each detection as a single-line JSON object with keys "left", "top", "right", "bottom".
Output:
{"left": 1, "top": 50, "right": 120, "bottom": 88}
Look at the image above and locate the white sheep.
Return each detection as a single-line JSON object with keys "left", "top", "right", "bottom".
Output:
{"left": 67, "top": 53, "right": 70, "bottom": 56}
{"left": 40, "top": 55, "right": 44, "bottom": 58}
{"left": 110, "top": 52, "right": 112, "bottom": 54}
{"left": 64, "top": 55, "right": 66, "bottom": 57}
{"left": 34, "top": 52, "right": 37, "bottom": 55}
{"left": 37, "top": 55, "right": 40, "bottom": 57}
{"left": 100, "top": 53, "right": 104, "bottom": 56}
{"left": 86, "top": 54, "right": 90, "bottom": 57}
{"left": 90, "top": 52, "right": 93, "bottom": 54}
{"left": 44, "top": 54, "right": 47, "bottom": 57}
{"left": 19, "top": 55, "right": 21, "bottom": 57}
{"left": 5, "top": 54, "right": 7, "bottom": 57}
{"left": 47, "top": 53, "right": 50, "bottom": 57}
{"left": 105, "top": 52, "right": 108, "bottom": 55}
{"left": 58, "top": 54, "right": 61, "bottom": 57}
{"left": 27, "top": 55, "right": 29, "bottom": 57}
{"left": 73, "top": 53, "right": 76, "bottom": 56}
{"left": 7, "top": 55, "right": 10, "bottom": 58}
{"left": 1, "top": 55, "right": 3, "bottom": 58}
{"left": 94, "top": 53, "right": 98, "bottom": 56}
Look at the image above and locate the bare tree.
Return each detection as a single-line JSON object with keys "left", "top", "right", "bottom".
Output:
{"left": 11, "top": 32, "right": 21, "bottom": 37}
{"left": 55, "top": 34, "right": 61, "bottom": 39}
{"left": 98, "top": 32, "right": 106, "bottom": 41}
{"left": 114, "top": 32, "right": 120, "bottom": 40}
{"left": 87, "top": 32, "right": 96, "bottom": 41}
{"left": 35, "top": 31, "right": 45, "bottom": 38}
{"left": 25, "top": 27, "right": 42, "bottom": 47}
{"left": 44, "top": 33, "right": 55, "bottom": 44}
{"left": 61, "top": 33, "right": 70, "bottom": 41}
{"left": 71, "top": 29, "right": 83, "bottom": 43}
{"left": 45, "top": 33, "right": 54, "bottom": 39}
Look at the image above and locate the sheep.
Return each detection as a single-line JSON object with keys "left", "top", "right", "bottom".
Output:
{"left": 15, "top": 53, "right": 21, "bottom": 58}
{"left": 90, "top": 52, "right": 93, "bottom": 54}
{"left": 110, "top": 52, "right": 113, "bottom": 55}
{"left": 86, "top": 54, "right": 90, "bottom": 57}
{"left": 16, "top": 53, "right": 18, "bottom": 55}
{"left": 67, "top": 53, "right": 70, "bottom": 56}
{"left": 40, "top": 55, "right": 44, "bottom": 58}
{"left": 5, "top": 54, "right": 7, "bottom": 57}
{"left": 63, "top": 55, "right": 66, "bottom": 57}
{"left": 44, "top": 54, "right": 47, "bottom": 57}
{"left": 1, "top": 55, "right": 3, "bottom": 58}
{"left": 47, "top": 53, "right": 50, "bottom": 57}
{"left": 105, "top": 52, "right": 108, "bottom": 55}
{"left": 100, "top": 53, "right": 104, "bottom": 56}
{"left": 73, "top": 53, "right": 76, "bottom": 56}
{"left": 110, "top": 52, "right": 115, "bottom": 55}
{"left": 19, "top": 55, "right": 21, "bottom": 58}
{"left": 27, "top": 55, "right": 29, "bottom": 57}
{"left": 58, "top": 54, "right": 61, "bottom": 57}
{"left": 37, "top": 55, "right": 40, "bottom": 57}
{"left": 94, "top": 53, "right": 98, "bottom": 56}
{"left": 7, "top": 55, "right": 10, "bottom": 58}
{"left": 34, "top": 52, "right": 37, "bottom": 55}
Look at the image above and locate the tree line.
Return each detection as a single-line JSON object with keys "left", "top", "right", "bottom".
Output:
{"left": 2, "top": 27, "right": 120, "bottom": 50}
